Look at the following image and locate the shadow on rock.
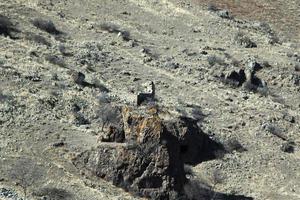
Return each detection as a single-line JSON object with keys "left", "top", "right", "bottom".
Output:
{"left": 72, "top": 106, "right": 250, "bottom": 200}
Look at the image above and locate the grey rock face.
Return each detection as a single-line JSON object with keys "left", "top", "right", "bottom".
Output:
{"left": 137, "top": 81, "right": 155, "bottom": 106}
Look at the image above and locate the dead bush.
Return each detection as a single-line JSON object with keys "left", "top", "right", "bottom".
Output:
{"left": 0, "top": 14, "right": 18, "bottom": 38}
{"left": 45, "top": 55, "right": 66, "bottom": 68}
{"left": 207, "top": 55, "right": 225, "bottom": 66}
{"left": 32, "top": 18, "right": 62, "bottom": 35}
{"left": 234, "top": 32, "right": 257, "bottom": 48}
{"left": 26, "top": 33, "right": 51, "bottom": 46}
{"left": 9, "top": 158, "right": 44, "bottom": 197}
{"left": 97, "top": 104, "right": 121, "bottom": 131}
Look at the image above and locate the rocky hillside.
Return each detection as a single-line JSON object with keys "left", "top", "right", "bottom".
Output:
{"left": 0, "top": 0, "right": 299, "bottom": 199}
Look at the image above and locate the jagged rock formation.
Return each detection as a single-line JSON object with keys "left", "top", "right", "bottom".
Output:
{"left": 73, "top": 106, "right": 207, "bottom": 199}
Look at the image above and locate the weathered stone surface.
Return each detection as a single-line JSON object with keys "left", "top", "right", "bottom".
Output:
{"left": 73, "top": 106, "right": 207, "bottom": 199}
{"left": 137, "top": 81, "right": 155, "bottom": 106}
{"left": 100, "top": 125, "right": 125, "bottom": 143}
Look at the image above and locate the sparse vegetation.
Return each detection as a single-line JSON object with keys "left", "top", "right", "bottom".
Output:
{"left": 262, "top": 123, "right": 287, "bottom": 140}
{"left": 0, "top": 14, "right": 18, "bottom": 38}
{"left": 207, "top": 3, "right": 218, "bottom": 12}
{"left": 256, "top": 85, "right": 269, "bottom": 96}
{"left": 73, "top": 112, "right": 90, "bottom": 126}
{"left": 26, "top": 33, "right": 51, "bottom": 46}
{"left": 262, "top": 61, "right": 272, "bottom": 68}
{"left": 70, "top": 71, "right": 85, "bottom": 85}
{"left": 280, "top": 141, "right": 295, "bottom": 153}
{"left": 211, "top": 169, "right": 224, "bottom": 185}
{"left": 98, "top": 92, "right": 111, "bottom": 104}
{"left": 97, "top": 104, "right": 120, "bottom": 131}
{"left": 32, "top": 18, "right": 62, "bottom": 35}
{"left": 59, "top": 44, "right": 73, "bottom": 56}
{"left": 234, "top": 32, "right": 257, "bottom": 48}
{"left": 91, "top": 79, "right": 110, "bottom": 92}
{"left": 231, "top": 58, "right": 241, "bottom": 67}
{"left": 33, "top": 187, "right": 72, "bottom": 200}
{"left": 45, "top": 55, "right": 66, "bottom": 68}
{"left": 0, "top": 188, "right": 23, "bottom": 200}
{"left": 225, "top": 138, "right": 246, "bottom": 153}
{"left": 9, "top": 158, "right": 44, "bottom": 197}
{"left": 207, "top": 55, "right": 225, "bottom": 66}
{"left": 258, "top": 22, "right": 280, "bottom": 44}
{"left": 0, "top": 1, "right": 298, "bottom": 200}
{"left": 100, "top": 22, "right": 131, "bottom": 40}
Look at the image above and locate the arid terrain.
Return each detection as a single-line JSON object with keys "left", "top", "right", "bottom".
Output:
{"left": 0, "top": 0, "right": 299, "bottom": 200}
{"left": 193, "top": 0, "right": 300, "bottom": 42}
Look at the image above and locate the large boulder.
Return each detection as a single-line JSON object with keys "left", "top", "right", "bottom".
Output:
{"left": 73, "top": 106, "right": 206, "bottom": 199}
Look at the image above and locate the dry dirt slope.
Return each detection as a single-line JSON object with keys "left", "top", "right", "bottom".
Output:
{"left": 0, "top": 0, "right": 300, "bottom": 199}
{"left": 192, "top": 0, "right": 300, "bottom": 42}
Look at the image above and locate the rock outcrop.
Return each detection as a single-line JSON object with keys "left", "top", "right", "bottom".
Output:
{"left": 73, "top": 106, "right": 207, "bottom": 199}
{"left": 137, "top": 81, "right": 155, "bottom": 106}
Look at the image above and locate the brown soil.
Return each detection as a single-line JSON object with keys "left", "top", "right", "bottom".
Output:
{"left": 193, "top": 0, "right": 300, "bottom": 41}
